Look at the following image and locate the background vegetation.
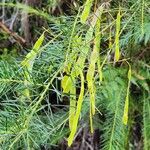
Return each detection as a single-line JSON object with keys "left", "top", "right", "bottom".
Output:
{"left": 0, "top": 0, "right": 149, "bottom": 150}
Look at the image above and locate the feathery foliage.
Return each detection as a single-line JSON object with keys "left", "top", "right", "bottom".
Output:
{"left": 0, "top": 0, "right": 150, "bottom": 149}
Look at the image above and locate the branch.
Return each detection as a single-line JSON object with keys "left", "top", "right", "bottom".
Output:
{"left": 0, "top": 21, "right": 26, "bottom": 45}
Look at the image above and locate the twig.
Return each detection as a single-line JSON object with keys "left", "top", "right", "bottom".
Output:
{"left": 9, "top": 8, "right": 19, "bottom": 30}
{"left": 0, "top": 21, "right": 26, "bottom": 45}
{"left": 21, "top": 0, "right": 31, "bottom": 44}
{"left": 135, "top": 47, "right": 149, "bottom": 60}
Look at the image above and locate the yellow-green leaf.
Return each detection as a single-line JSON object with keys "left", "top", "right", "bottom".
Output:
{"left": 122, "top": 63, "right": 131, "bottom": 125}
{"left": 61, "top": 76, "right": 72, "bottom": 93}
{"left": 122, "top": 95, "right": 129, "bottom": 125}
{"left": 75, "top": 27, "right": 94, "bottom": 76}
{"left": 68, "top": 69, "right": 84, "bottom": 146}
{"left": 109, "top": 27, "right": 112, "bottom": 50}
{"left": 114, "top": 8, "right": 121, "bottom": 62}
{"left": 128, "top": 64, "right": 131, "bottom": 80}
{"left": 86, "top": 7, "right": 103, "bottom": 115}
{"left": 20, "top": 32, "right": 44, "bottom": 101}
{"left": 21, "top": 32, "right": 45, "bottom": 72}
{"left": 33, "top": 33, "right": 45, "bottom": 51}
{"left": 64, "top": 35, "right": 82, "bottom": 74}
{"left": 90, "top": 84, "right": 96, "bottom": 115}
{"left": 95, "top": 7, "right": 103, "bottom": 82}
{"left": 90, "top": 102, "right": 94, "bottom": 133}
{"left": 80, "top": 0, "right": 94, "bottom": 24}
{"left": 69, "top": 77, "right": 76, "bottom": 130}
